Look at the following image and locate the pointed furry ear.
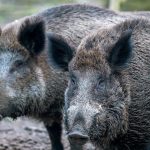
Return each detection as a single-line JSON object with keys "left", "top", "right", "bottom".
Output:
{"left": 18, "top": 16, "right": 45, "bottom": 56}
{"left": 108, "top": 29, "right": 132, "bottom": 71}
{"left": 47, "top": 33, "right": 73, "bottom": 71}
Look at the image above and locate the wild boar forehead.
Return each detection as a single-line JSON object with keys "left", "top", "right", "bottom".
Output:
{"left": 70, "top": 49, "right": 110, "bottom": 74}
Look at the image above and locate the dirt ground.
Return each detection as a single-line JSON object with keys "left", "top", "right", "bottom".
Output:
{"left": 0, "top": 118, "right": 70, "bottom": 150}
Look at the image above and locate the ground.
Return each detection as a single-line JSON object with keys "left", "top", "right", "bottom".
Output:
{"left": 0, "top": 118, "right": 70, "bottom": 150}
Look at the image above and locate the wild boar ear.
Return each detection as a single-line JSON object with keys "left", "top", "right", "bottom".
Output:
{"left": 18, "top": 17, "right": 45, "bottom": 56}
{"left": 47, "top": 33, "right": 73, "bottom": 71}
{"left": 108, "top": 29, "right": 132, "bottom": 71}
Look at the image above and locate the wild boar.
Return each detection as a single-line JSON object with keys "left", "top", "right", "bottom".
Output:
{"left": 0, "top": 17, "right": 68, "bottom": 150}
{"left": 48, "top": 18, "right": 150, "bottom": 150}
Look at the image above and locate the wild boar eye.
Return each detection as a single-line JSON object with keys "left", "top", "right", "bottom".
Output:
{"left": 10, "top": 60, "right": 25, "bottom": 73}
{"left": 96, "top": 79, "right": 105, "bottom": 90}
{"left": 14, "top": 60, "right": 25, "bottom": 67}
{"left": 70, "top": 77, "right": 77, "bottom": 85}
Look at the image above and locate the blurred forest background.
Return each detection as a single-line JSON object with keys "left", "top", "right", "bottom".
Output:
{"left": 0, "top": 0, "right": 150, "bottom": 24}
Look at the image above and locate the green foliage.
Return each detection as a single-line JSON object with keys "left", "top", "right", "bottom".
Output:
{"left": 121, "top": 0, "right": 150, "bottom": 11}
{"left": 0, "top": 3, "right": 38, "bottom": 23}
{"left": 0, "top": 0, "right": 149, "bottom": 24}
{"left": 0, "top": 0, "right": 75, "bottom": 24}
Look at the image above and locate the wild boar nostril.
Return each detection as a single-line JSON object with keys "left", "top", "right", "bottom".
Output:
{"left": 68, "top": 131, "right": 89, "bottom": 143}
